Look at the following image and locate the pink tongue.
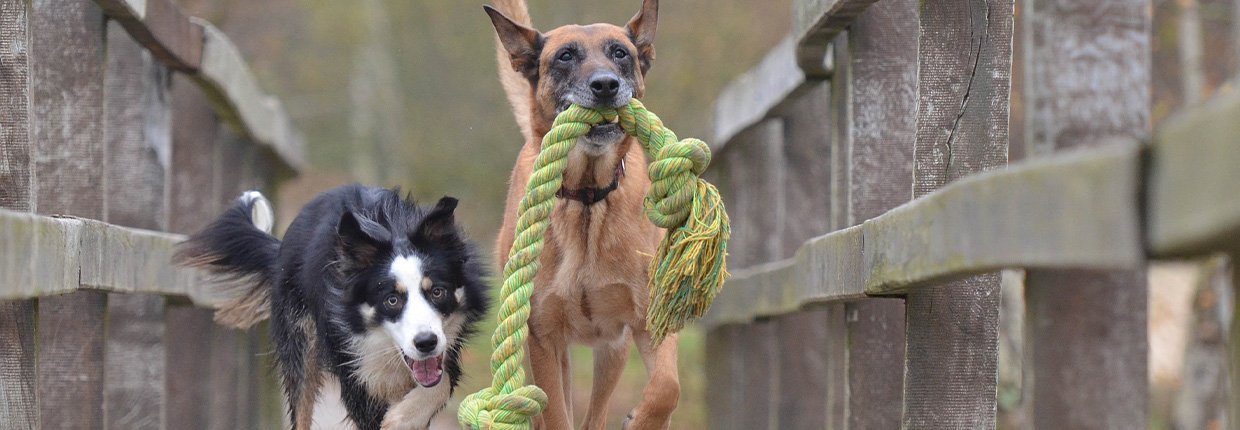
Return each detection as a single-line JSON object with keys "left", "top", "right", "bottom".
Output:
{"left": 410, "top": 356, "right": 443, "bottom": 387}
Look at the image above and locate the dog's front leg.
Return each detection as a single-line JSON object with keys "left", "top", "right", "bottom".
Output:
{"left": 623, "top": 331, "right": 680, "bottom": 430}
{"left": 582, "top": 336, "right": 630, "bottom": 430}
{"left": 530, "top": 334, "right": 572, "bottom": 430}
{"left": 380, "top": 382, "right": 451, "bottom": 430}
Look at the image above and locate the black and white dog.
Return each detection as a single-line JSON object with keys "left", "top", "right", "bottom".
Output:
{"left": 175, "top": 185, "right": 489, "bottom": 430}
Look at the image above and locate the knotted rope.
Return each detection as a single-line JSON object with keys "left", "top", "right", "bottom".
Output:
{"left": 458, "top": 99, "right": 729, "bottom": 430}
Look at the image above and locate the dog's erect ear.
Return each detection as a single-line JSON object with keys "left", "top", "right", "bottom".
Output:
{"left": 484, "top": 5, "right": 543, "bottom": 80}
{"left": 336, "top": 211, "right": 390, "bottom": 275}
{"left": 626, "top": 0, "right": 658, "bottom": 74}
{"left": 416, "top": 197, "right": 459, "bottom": 242}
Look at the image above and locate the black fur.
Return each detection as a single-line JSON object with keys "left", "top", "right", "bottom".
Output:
{"left": 176, "top": 185, "right": 490, "bottom": 429}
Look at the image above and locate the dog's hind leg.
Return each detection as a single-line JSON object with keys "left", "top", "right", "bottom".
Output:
{"left": 581, "top": 336, "right": 629, "bottom": 430}
{"left": 623, "top": 331, "right": 679, "bottom": 430}
{"left": 530, "top": 334, "right": 572, "bottom": 430}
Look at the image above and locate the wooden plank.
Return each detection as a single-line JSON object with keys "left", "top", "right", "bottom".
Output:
{"left": 842, "top": 0, "right": 915, "bottom": 426}
{"left": 712, "top": 38, "right": 805, "bottom": 147}
{"left": 793, "top": 0, "right": 879, "bottom": 77}
{"left": 702, "top": 226, "right": 864, "bottom": 328}
{"left": 844, "top": 299, "right": 905, "bottom": 429}
{"left": 0, "top": 0, "right": 31, "bottom": 211}
{"left": 705, "top": 326, "right": 740, "bottom": 430}
{"left": 718, "top": 119, "right": 786, "bottom": 268}
{"left": 774, "top": 81, "right": 832, "bottom": 257}
{"left": 828, "top": 34, "right": 850, "bottom": 232}
{"left": 821, "top": 303, "right": 847, "bottom": 430}
{"left": 864, "top": 142, "right": 1143, "bottom": 294}
{"left": 103, "top": 294, "right": 166, "bottom": 430}
{"left": 102, "top": 21, "right": 169, "bottom": 430}
{"left": 1022, "top": 0, "right": 1150, "bottom": 427}
{"left": 736, "top": 322, "right": 779, "bottom": 430}
{"left": 702, "top": 142, "right": 1149, "bottom": 329}
{"left": 847, "top": 0, "right": 915, "bottom": 226}
{"left": 1025, "top": 269, "right": 1148, "bottom": 427}
{"left": 192, "top": 19, "right": 305, "bottom": 172}
{"left": 30, "top": 1, "right": 108, "bottom": 427}
{"left": 770, "top": 81, "right": 834, "bottom": 429}
{"left": 94, "top": 0, "right": 202, "bottom": 71}
{"left": 37, "top": 291, "right": 107, "bottom": 429}
{"left": 1148, "top": 91, "right": 1240, "bottom": 256}
{"left": 169, "top": 73, "right": 219, "bottom": 234}
{"left": 103, "top": 19, "right": 169, "bottom": 232}
{"left": 774, "top": 309, "right": 834, "bottom": 430}
{"left": 207, "top": 326, "right": 241, "bottom": 430}
{"left": 901, "top": 0, "right": 1012, "bottom": 426}
{"left": 165, "top": 307, "right": 213, "bottom": 429}
{"left": 0, "top": 300, "right": 37, "bottom": 429}
{"left": 30, "top": 0, "right": 106, "bottom": 217}
{"left": 0, "top": 210, "right": 213, "bottom": 304}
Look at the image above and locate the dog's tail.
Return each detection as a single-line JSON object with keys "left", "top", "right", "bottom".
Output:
{"left": 491, "top": 0, "right": 534, "bottom": 139}
{"left": 174, "top": 191, "right": 279, "bottom": 329}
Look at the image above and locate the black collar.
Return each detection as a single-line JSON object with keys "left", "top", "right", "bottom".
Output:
{"left": 556, "top": 160, "right": 626, "bottom": 205}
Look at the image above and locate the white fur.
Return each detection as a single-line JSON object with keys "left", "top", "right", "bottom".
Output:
{"left": 359, "top": 304, "right": 376, "bottom": 324}
{"left": 386, "top": 255, "right": 446, "bottom": 360}
{"left": 241, "top": 190, "right": 275, "bottom": 234}
{"left": 350, "top": 330, "right": 414, "bottom": 403}
{"left": 381, "top": 376, "right": 452, "bottom": 430}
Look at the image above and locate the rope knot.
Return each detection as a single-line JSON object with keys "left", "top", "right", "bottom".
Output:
{"left": 458, "top": 386, "right": 548, "bottom": 430}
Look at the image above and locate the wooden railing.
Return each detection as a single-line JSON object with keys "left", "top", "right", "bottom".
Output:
{"left": 0, "top": 0, "right": 302, "bottom": 428}
{"left": 702, "top": 0, "right": 1239, "bottom": 428}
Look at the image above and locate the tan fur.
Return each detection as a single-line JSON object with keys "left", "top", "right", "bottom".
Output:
{"left": 489, "top": 1, "right": 678, "bottom": 429}
{"left": 490, "top": 0, "right": 535, "bottom": 139}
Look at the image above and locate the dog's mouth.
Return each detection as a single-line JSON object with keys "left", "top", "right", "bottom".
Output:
{"left": 586, "top": 120, "right": 623, "bottom": 141}
{"left": 405, "top": 354, "right": 444, "bottom": 388}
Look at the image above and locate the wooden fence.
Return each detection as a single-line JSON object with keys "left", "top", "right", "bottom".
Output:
{"left": 703, "top": 0, "right": 1240, "bottom": 429}
{"left": 0, "top": 0, "right": 302, "bottom": 428}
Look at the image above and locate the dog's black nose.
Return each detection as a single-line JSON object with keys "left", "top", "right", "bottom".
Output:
{"left": 414, "top": 332, "right": 439, "bottom": 353}
{"left": 589, "top": 74, "right": 620, "bottom": 100}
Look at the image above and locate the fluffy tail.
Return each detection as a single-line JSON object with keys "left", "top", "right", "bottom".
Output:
{"left": 491, "top": 0, "right": 534, "bottom": 139}
{"left": 174, "top": 191, "right": 279, "bottom": 329}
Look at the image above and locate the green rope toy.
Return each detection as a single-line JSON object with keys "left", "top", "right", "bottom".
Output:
{"left": 457, "top": 99, "right": 730, "bottom": 430}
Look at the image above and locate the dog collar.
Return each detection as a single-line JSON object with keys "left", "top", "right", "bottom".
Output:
{"left": 556, "top": 160, "right": 626, "bottom": 205}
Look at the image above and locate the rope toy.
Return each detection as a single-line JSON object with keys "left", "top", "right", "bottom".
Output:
{"left": 458, "top": 99, "right": 730, "bottom": 430}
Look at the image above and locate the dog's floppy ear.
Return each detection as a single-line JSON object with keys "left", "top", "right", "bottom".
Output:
{"left": 336, "top": 211, "right": 390, "bottom": 275}
{"left": 484, "top": 5, "right": 543, "bottom": 81}
{"left": 626, "top": 0, "right": 658, "bottom": 74}
{"left": 416, "top": 196, "right": 459, "bottom": 242}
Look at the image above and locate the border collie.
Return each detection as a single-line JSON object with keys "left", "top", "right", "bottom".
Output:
{"left": 175, "top": 185, "right": 489, "bottom": 430}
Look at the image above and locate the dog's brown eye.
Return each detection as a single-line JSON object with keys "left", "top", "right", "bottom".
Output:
{"left": 430, "top": 287, "right": 446, "bottom": 299}
{"left": 557, "top": 50, "right": 573, "bottom": 62}
{"left": 613, "top": 48, "right": 628, "bottom": 59}
{"left": 384, "top": 294, "right": 401, "bottom": 308}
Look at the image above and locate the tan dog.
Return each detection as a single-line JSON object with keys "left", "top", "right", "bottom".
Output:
{"left": 484, "top": 1, "right": 679, "bottom": 429}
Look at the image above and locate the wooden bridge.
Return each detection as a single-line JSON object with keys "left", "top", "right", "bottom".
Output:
{"left": 2, "top": 0, "right": 1239, "bottom": 429}
{"left": 701, "top": 0, "right": 1240, "bottom": 429}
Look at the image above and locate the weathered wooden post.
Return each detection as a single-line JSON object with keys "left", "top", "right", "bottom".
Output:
{"left": 840, "top": 0, "right": 918, "bottom": 426}
{"left": 102, "top": 20, "right": 173, "bottom": 429}
{"left": 900, "top": 0, "right": 1012, "bottom": 427}
{"left": 1022, "top": 0, "right": 1151, "bottom": 427}
{"left": 30, "top": 1, "right": 109, "bottom": 427}
{"left": 0, "top": 1, "right": 36, "bottom": 428}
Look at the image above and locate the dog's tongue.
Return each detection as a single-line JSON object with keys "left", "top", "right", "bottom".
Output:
{"left": 407, "top": 355, "right": 443, "bottom": 387}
